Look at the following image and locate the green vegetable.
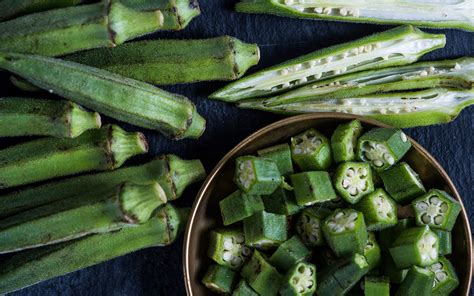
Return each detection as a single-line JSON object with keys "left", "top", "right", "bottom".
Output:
{"left": 355, "top": 189, "right": 398, "bottom": 231}
{"left": 202, "top": 264, "right": 237, "bottom": 294}
{"left": 331, "top": 120, "right": 363, "bottom": 163}
{"left": 0, "top": 125, "right": 147, "bottom": 189}
{"left": 381, "top": 253, "right": 408, "bottom": 284}
{"left": 291, "top": 171, "right": 337, "bottom": 206}
{"left": 279, "top": 262, "right": 317, "bottom": 296}
{"left": 269, "top": 235, "right": 311, "bottom": 271}
{"left": 9, "top": 76, "right": 40, "bottom": 92}
{"left": 241, "top": 250, "right": 283, "bottom": 296}
{"left": 220, "top": 191, "right": 265, "bottom": 226}
{"left": 364, "top": 233, "right": 381, "bottom": 270}
{"left": 234, "top": 156, "right": 282, "bottom": 195}
{"left": 334, "top": 162, "right": 374, "bottom": 204}
{"left": 395, "top": 266, "right": 435, "bottom": 296}
{"left": 243, "top": 211, "right": 288, "bottom": 250}
{"left": 0, "top": 97, "right": 101, "bottom": 138}
{"left": 314, "top": 247, "right": 338, "bottom": 269}
{"left": 380, "top": 162, "right": 426, "bottom": 204}
{"left": 432, "top": 229, "right": 452, "bottom": 256}
{"left": 295, "top": 207, "right": 331, "bottom": 247}
{"left": 0, "top": 52, "right": 206, "bottom": 139}
{"left": 364, "top": 276, "right": 390, "bottom": 296}
{"left": 291, "top": 128, "right": 332, "bottom": 171}
{"left": 427, "top": 257, "right": 459, "bottom": 295}
{"left": 208, "top": 228, "right": 251, "bottom": 270}
{"left": 210, "top": 26, "right": 446, "bottom": 101}
{"left": 0, "top": 0, "right": 81, "bottom": 22}
{"left": 378, "top": 218, "right": 414, "bottom": 250}
{"left": 232, "top": 280, "right": 259, "bottom": 296}
{"left": 257, "top": 143, "right": 294, "bottom": 176}
{"left": 262, "top": 187, "right": 302, "bottom": 216}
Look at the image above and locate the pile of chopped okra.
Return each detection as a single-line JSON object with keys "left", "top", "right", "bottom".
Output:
{"left": 202, "top": 120, "right": 462, "bottom": 296}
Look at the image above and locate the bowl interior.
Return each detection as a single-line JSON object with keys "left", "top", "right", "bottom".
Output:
{"left": 183, "top": 114, "right": 472, "bottom": 295}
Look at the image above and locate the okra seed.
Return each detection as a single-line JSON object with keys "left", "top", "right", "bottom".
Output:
{"left": 430, "top": 196, "right": 440, "bottom": 205}
{"left": 428, "top": 66, "right": 436, "bottom": 74}
{"left": 358, "top": 46, "right": 365, "bottom": 53}
{"left": 314, "top": 73, "right": 323, "bottom": 79}
{"left": 325, "top": 56, "right": 333, "bottom": 63}
{"left": 298, "top": 266, "right": 305, "bottom": 273}
{"left": 374, "top": 160, "right": 384, "bottom": 167}
{"left": 434, "top": 215, "right": 444, "bottom": 225}
{"left": 436, "top": 272, "right": 447, "bottom": 281}
{"left": 280, "top": 69, "right": 289, "bottom": 75}
{"left": 422, "top": 213, "right": 432, "bottom": 224}
{"left": 339, "top": 8, "right": 348, "bottom": 16}
{"left": 223, "top": 251, "right": 232, "bottom": 261}
{"left": 439, "top": 203, "right": 448, "bottom": 213}
{"left": 431, "top": 263, "right": 443, "bottom": 271}
{"left": 400, "top": 132, "right": 408, "bottom": 142}
{"left": 364, "top": 45, "right": 372, "bottom": 53}
{"left": 420, "top": 70, "right": 428, "bottom": 77}
{"left": 285, "top": 0, "right": 294, "bottom": 5}
{"left": 416, "top": 201, "right": 429, "bottom": 211}
{"left": 342, "top": 99, "right": 352, "bottom": 106}
{"left": 223, "top": 238, "right": 233, "bottom": 249}
{"left": 314, "top": 7, "right": 323, "bottom": 13}
{"left": 323, "top": 7, "right": 332, "bottom": 15}
{"left": 350, "top": 48, "right": 359, "bottom": 55}
{"left": 454, "top": 63, "right": 461, "bottom": 70}
{"left": 242, "top": 247, "right": 251, "bottom": 256}
{"left": 335, "top": 212, "right": 344, "bottom": 219}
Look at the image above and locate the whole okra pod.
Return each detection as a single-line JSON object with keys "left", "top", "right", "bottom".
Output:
{"left": 0, "top": 125, "right": 147, "bottom": 189}
{"left": 0, "top": 204, "right": 189, "bottom": 295}
{"left": 65, "top": 36, "right": 260, "bottom": 85}
{"left": 235, "top": 0, "right": 474, "bottom": 31}
{"left": 0, "top": 97, "right": 101, "bottom": 138}
{"left": 0, "top": 52, "right": 206, "bottom": 139}
{"left": 0, "top": 0, "right": 81, "bottom": 22}
{"left": 0, "top": 0, "right": 165, "bottom": 57}
{"left": 210, "top": 26, "right": 446, "bottom": 101}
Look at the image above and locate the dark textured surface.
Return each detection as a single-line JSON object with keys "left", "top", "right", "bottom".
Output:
{"left": 1, "top": 0, "right": 472, "bottom": 295}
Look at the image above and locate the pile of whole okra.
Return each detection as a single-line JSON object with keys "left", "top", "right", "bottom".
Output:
{"left": 0, "top": 0, "right": 472, "bottom": 295}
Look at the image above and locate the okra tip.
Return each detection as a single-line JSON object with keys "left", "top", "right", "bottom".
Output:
{"left": 119, "top": 182, "right": 167, "bottom": 224}
{"left": 160, "top": 204, "right": 191, "bottom": 244}
{"left": 110, "top": 125, "right": 149, "bottom": 168}
{"left": 167, "top": 155, "right": 207, "bottom": 199}
{"left": 175, "top": 0, "right": 201, "bottom": 29}
{"left": 69, "top": 105, "right": 102, "bottom": 138}
{"left": 179, "top": 109, "right": 206, "bottom": 139}
{"left": 232, "top": 37, "right": 261, "bottom": 79}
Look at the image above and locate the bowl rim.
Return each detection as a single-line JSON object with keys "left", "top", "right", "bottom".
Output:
{"left": 182, "top": 113, "right": 473, "bottom": 295}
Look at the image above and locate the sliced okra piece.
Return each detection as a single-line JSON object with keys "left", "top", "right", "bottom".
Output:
{"left": 240, "top": 250, "right": 283, "bottom": 296}
{"left": 378, "top": 218, "right": 414, "bottom": 250}
{"left": 208, "top": 228, "right": 252, "bottom": 270}
{"left": 232, "top": 279, "right": 259, "bottom": 296}
{"left": 355, "top": 189, "right": 398, "bottom": 231}
{"left": 395, "top": 266, "right": 434, "bottom": 296}
{"left": 412, "top": 189, "right": 462, "bottom": 231}
{"left": 380, "top": 162, "right": 426, "bottom": 204}
{"left": 314, "top": 247, "right": 338, "bottom": 269}
{"left": 235, "top": 156, "right": 282, "bottom": 195}
{"left": 262, "top": 187, "right": 302, "bottom": 216}
{"left": 243, "top": 211, "right": 288, "bottom": 250}
{"left": 220, "top": 191, "right": 264, "bottom": 226}
{"left": 331, "top": 120, "right": 363, "bottom": 163}
{"left": 364, "top": 233, "right": 381, "bottom": 271}
{"left": 364, "top": 276, "right": 390, "bottom": 296}
{"left": 269, "top": 235, "right": 311, "bottom": 271}
{"left": 257, "top": 143, "right": 294, "bottom": 176}
{"left": 291, "top": 172, "right": 336, "bottom": 206}
{"left": 320, "top": 195, "right": 347, "bottom": 209}
{"left": 381, "top": 253, "right": 409, "bottom": 284}
{"left": 427, "top": 257, "right": 459, "bottom": 295}
{"left": 334, "top": 162, "right": 374, "bottom": 204}
{"left": 357, "top": 128, "right": 411, "bottom": 171}
{"left": 322, "top": 208, "right": 368, "bottom": 257}
{"left": 432, "top": 229, "right": 452, "bottom": 256}
{"left": 295, "top": 207, "right": 331, "bottom": 247}
{"left": 280, "top": 261, "right": 317, "bottom": 296}
{"left": 202, "top": 264, "right": 237, "bottom": 294}
{"left": 290, "top": 129, "right": 332, "bottom": 171}
{"left": 389, "top": 226, "right": 439, "bottom": 269}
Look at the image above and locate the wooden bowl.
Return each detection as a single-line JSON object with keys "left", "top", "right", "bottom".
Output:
{"left": 183, "top": 113, "right": 473, "bottom": 295}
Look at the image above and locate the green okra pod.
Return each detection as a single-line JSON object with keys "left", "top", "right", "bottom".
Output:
{"left": 235, "top": 0, "right": 474, "bottom": 31}
{"left": 9, "top": 76, "right": 41, "bottom": 92}
{"left": 211, "top": 26, "right": 446, "bottom": 101}
{"left": 0, "top": 52, "right": 206, "bottom": 139}
{"left": 427, "top": 257, "right": 459, "bottom": 295}
{"left": 202, "top": 264, "right": 238, "bottom": 294}
{"left": 0, "top": 97, "right": 101, "bottom": 138}
{"left": 0, "top": 0, "right": 164, "bottom": 57}
{"left": 395, "top": 266, "right": 435, "bottom": 296}
{"left": 0, "top": 204, "right": 189, "bottom": 295}
{"left": 0, "top": 125, "right": 147, "bottom": 189}
{"left": 0, "top": 0, "right": 81, "bottom": 22}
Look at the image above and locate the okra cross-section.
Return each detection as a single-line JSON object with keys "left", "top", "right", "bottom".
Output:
{"left": 395, "top": 266, "right": 435, "bottom": 296}
{"left": 295, "top": 207, "right": 331, "bottom": 247}
{"left": 262, "top": 187, "right": 302, "bottom": 216}
{"left": 269, "top": 235, "right": 311, "bottom": 271}
{"left": 291, "top": 172, "right": 337, "bottom": 206}
{"left": 290, "top": 128, "right": 332, "bottom": 171}
{"left": 412, "top": 189, "right": 461, "bottom": 231}
{"left": 427, "top": 257, "right": 459, "bottom": 295}
{"left": 234, "top": 156, "right": 282, "bottom": 195}
{"left": 331, "top": 120, "right": 363, "bottom": 163}
{"left": 202, "top": 264, "right": 237, "bottom": 294}
{"left": 243, "top": 211, "right": 288, "bottom": 250}
{"left": 322, "top": 208, "right": 368, "bottom": 257}
{"left": 380, "top": 162, "right": 426, "bottom": 204}
{"left": 257, "top": 143, "right": 294, "bottom": 176}
{"left": 355, "top": 189, "right": 398, "bottom": 231}
{"left": 240, "top": 250, "right": 283, "bottom": 296}
{"left": 279, "top": 262, "right": 317, "bottom": 296}
{"left": 207, "top": 228, "right": 252, "bottom": 270}
{"left": 334, "top": 162, "right": 374, "bottom": 204}
{"left": 220, "top": 191, "right": 264, "bottom": 226}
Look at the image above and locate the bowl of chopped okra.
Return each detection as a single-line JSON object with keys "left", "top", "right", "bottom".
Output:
{"left": 183, "top": 113, "right": 472, "bottom": 296}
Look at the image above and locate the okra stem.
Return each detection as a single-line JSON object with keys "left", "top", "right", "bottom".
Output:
{"left": 0, "top": 0, "right": 81, "bottom": 22}
{"left": 0, "top": 97, "right": 101, "bottom": 138}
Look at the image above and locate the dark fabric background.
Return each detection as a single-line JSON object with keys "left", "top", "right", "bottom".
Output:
{"left": 1, "top": 1, "right": 472, "bottom": 295}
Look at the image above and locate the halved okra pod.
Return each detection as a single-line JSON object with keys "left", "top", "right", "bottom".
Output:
{"left": 0, "top": 0, "right": 81, "bottom": 22}
{"left": 295, "top": 207, "right": 331, "bottom": 247}
{"left": 210, "top": 26, "right": 446, "bottom": 101}
{"left": 220, "top": 191, "right": 265, "bottom": 226}
{"left": 235, "top": 0, "right": 474, "bottom": 31}
{"left": 364, "top": 233, "right": 381, "bottom": 270}
{"left": 243, "top": 211, "right": 288, "bottom": 249}
{"left": 380, "top": 162, "right": 426, "bottom": 204}
{"left": 432, "top": 229, "right": 452, "bottom": 256}
{"left": 395, "top": 266, "right": 435, "bottom": 296}
{"left": 0, "top": 0, "right": 165, "bottom": 57}
{"left": 262, "top": 187, "right": 301, "bottom": 216}
{"left": 0, "top": 97, "right": 101, "bottom": 138}
{"left": 389, "top": 226, "right": 439, "bottom": 269}
{"left": 355, "top": 189, "right": 398, "bottom": 231}
{"left": 412, "top": 189, "right": 462, "bottom": 231}
{"left": 258, "top": 143, "right": 294, "bottom": 176}
{"left": 427, "top": 257, "right": 459, "bottom": 295}
{"left": 291, "top": 172, "right": 337, "bottom": 206}
{"left": 240, "top": 250, "right": 283, "bottom": 296}
{"left": 322, "top": 208, "right": 368, "bottom": 257}
{"left": 208, "top": 228, "right": 252, "bottom": 270}
{"left": 234, "top": 156, "right": 282, "bottom": 195}
{"left": 0, "top": 125, "right": 147, "bottom": 189}
{"left": 291, "top": 128, "right": 332, "bottom": 171}
{"left": 279, "top": 262, "right": 317, "bottom": 296}
{"left": 269, "top": 235, "right": 311, "bottom": 271}
{"left": 363, "top": 276, "right": 390, "bottom": 296}
{"left": 232, "top": 280, "right": 259, "bottom": 296}
{"left": 334, "top": 162, "right": 374, "bottom": 204}
{"left": 202, "top": 264, "right": 237, "bottom": 294}
{"left": 0, "top": 204, "right": 188, "bottom": 295}
{"left": 331, "top": 120, "right": 363, "bottom": 163}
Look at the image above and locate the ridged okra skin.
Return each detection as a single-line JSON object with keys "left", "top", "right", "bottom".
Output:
{"left": 243, "top": 211, "right": 288, "bottom": 250}
{"left": 364, "top": 233, "right": 381, "bottom": 271}
{"left": 269, "top": 235, "right": 311, "bottom": 271}
{"left": 232, "top": 280, "right": 259, "bottom": 296}
{"left": 0, "top": 0, "right": 165, "bottom": 57}
{"left": 0, "top": 125, "right": 147, "bottom": 189}
{"left": 220, "top": 190, "right": 265, "bottom": 226}
{"left": 234, "top": 156, "right": 282, "bottom": 195}
{"left": 296, "top": 207, "right": 331, "bottom": 247}
{"left": 202, "top": 264, "right": 237, "bottom": 294}
{"left": 364, "top": 276, "right": 390, "bottom": 296}
{"left": 0, "top": 52, "right": 206, "bottom": 139}
{"left": 0, "top": 97, "right": 101, "bottom": 138}
{"left": 331, "top": 120, "right": 363, "bottom": 163}
{"left": 257, "top": 143, "right": 294, "bottom": 176}
{"left": 291, "top": 128, "right": 332, "bottom": 171}
{"left": 381, "top": 253, "right": 408, "bottom": 284}
{"left": 262, "top": 187, "right": 301, "bottom": 216}
{"left": 333, "top": 162, "right": 374, "bottom": 204}
{"left": 395, "top": 266, "right": 435, "bottom": 296}
{"left": 240, "top": 250, "right": 283, "bottom": 296}
{"left": 0, "top": 204, "right": 188, "bottom": 295}
{"left": 291, "top": 172, "right": 336, "bottom": 206}
{"left": 432, "top": 229, "right": 452, "bottom": 256}
{"left": 378, "top": 218, "right": 414, "bottom": 250}
{"left": 65, "top": 36, "right": 260, "bottom": 85}
{"left": 210, "top": 26, "right": 446, "bottom": 101}
{"left": 427, "top": 257, "right": 459, "bottom": 295}
{"left": 235, "top": 0, "right": 474, "bottom": 31}
{"left": 380, "top": 162, "right": 426, "bottom": 204}
{"left": 355, "top": 189, "right": 398, "bottom": 231}
{"left": 0, "top": 0, "right": 81, "bottom": 22}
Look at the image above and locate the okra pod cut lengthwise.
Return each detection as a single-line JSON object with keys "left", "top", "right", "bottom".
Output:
{"left": 0, "top": 0, "right": 81, "bottom": 22}
{"left": 210, "top": 26, "right": 446, "bottom": 101}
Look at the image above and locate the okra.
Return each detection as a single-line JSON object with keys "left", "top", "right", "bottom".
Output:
{"left": 220, "top": 191, "right": 265, "bottom": 226}
{"left": 314, "top": 247, "right": 338, "bottom": 268}
{"left": 234, "top": 156, "right": 282, "bottom": 195}
{"left": 9, "top": 76, "right": 40, "bottom": 92}
{"left": 412, "top": 189, "right": 462, "bottom": 231}
{"left": 262, "top": 187, "right": 302, "bottom": 216}
{"left": 432, "top": 229, "right": 452, "bottom": 256}
{"left": 295, "top": 207, "right": 331, "bottom": 247}
{"left": 241, "top": 250, "right": 283, "bottom": 296}
{"left": 0, "top": 183, "right": 166, "bottom": 254}
{"left": 291, "top": 128, "right": 332, "bottom": 171}
{"left": 427, "top": 257, "right": 459, "bottom": 295}
{"left": 65, "top": 36, "right": 260, "bottom": 85}
{"left": 320, "top": 195, "right": 347, "bottom": 209}
{"left": 331, "top": 120, "right": 363, "bottom": 163}
{"left": 355, "top": 189, "right": 398, "bottom": 231}
{"left": 357, "top": 128, "right": 411, "bottom": 171}
{"left": 0, "top": 155, "right": 205, "bottom": 218}
{"left": 210, "top": 26, "right": 446, "bottom": 101}
{"left": 243, "top": 211, "right": 288, "bottom": 249}
{"left": 291, "top": 172, "right": 337, "bottom": 206}
{"left": 0, "top": 97, "right": 101, "bottom": 138}
{"left": 381, "top": 253, "right": 408, "bottom": 284}
{"left": 389, "top": 226, "right": 439, "bottom": 269}
{"left": 232, "top": 280, "right": 259, "bottom": 296}
{"left": 0, "top": 204, "right": 188, "bottom": 295}
{"left": 202, "top": 264, "right": 237, "bottom": 294}
{"left": 363, "top": 276, "right": 390, "bottom": 296}
{"left": 257, "top": 143, "right": 294, "bottom": 176}
{"left": 0, "top": 0, "right": 81, "bottom": 22}
{"left": 0, "top": 0, "right": 164, "bottom": 57}
{"left": 279, "top": 262, "right": 317, "bottom": 296}
{"left": 269, "top": 235, "right": 311, "bottom": 271}
{"left": 235, "top": 0, "right": 474, "bottom": 31}
{"left": 0, "top": 52, "right": 206, "bottom": 139}
{"left": 395, "top": 266, "right": 435, "bottom": 296}
{"left": 380, "top": 162, "right": 426, "bottom": 204}
{"left": 364, "top": 233, "right": 381, "bottom": 270}
{"left": 334, "top": 162, "right": 374, "bottom": 204}
{"left": 378, "top": 218, "right": 414, "bottom": 250}
{"left": 0, "top": 125, "right": 147, "bottom": 189}
{"left": 208, "top": 228, "right": 252, "bottom": 270}
{"left": 322, "top": 208, "right": 368, "bottom": 257}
